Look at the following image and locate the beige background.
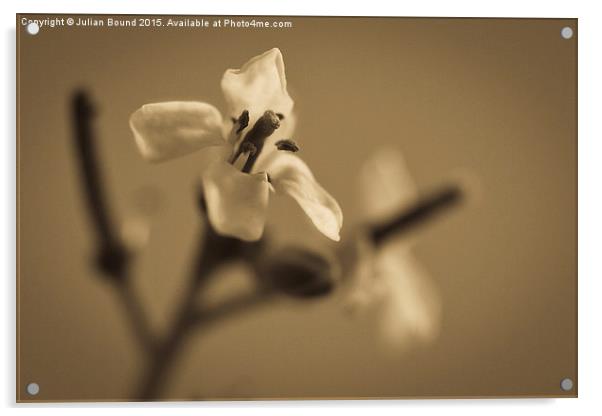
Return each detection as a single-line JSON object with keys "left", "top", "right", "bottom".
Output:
{"left": 17, "top": 16, "right": 577, "bottom": 401}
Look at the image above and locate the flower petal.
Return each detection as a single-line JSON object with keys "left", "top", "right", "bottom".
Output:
{"left": 130, "top": 102, "right": 224, "bottom": 162}
{"left": 376, "top": 245, "right": 441, "bottom": 346}
{"left": 201, "top": 161, "right": 269, "bottom": 241}
{"left": 221, "top": 48, "right": 294, "bottom": 121}
{"left": 263, "top": 152, "right": 343, "bottom": 241}
{"left": 359, "top": 147, "right": 419, "bottom": 222}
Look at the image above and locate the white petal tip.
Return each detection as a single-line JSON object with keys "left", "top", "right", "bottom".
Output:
{"left": 221, "top": 48, "right": 293, "bottom": 120}
{"left": 266, "top": 47, "right": 282, "bottom": 56}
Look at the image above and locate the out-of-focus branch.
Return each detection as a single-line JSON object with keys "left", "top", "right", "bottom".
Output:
{"left": 72, "top": 91, "right": 129, "bottom": 277}
{"left": 71, "top": 89, "right": 156, "bottom": 353}
{"left": 370, "top": 184, "right": 463, "bottom": 245}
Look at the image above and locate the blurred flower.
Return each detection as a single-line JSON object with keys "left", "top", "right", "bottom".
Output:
{"left": 129, "top": 48, "right": 342, "bottom": 242}
{"left": 343, "top": 148, "right": 441, "bottom": 346}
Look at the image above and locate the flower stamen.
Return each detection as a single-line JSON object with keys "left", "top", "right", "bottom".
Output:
{"left": 227, "top": 110, "right": 250, "bottom": 151}
{"left": 235, "top": 110, "right": 250, "bottom": 134}
{"left": 275, "top": 139, "right": 300, "bottom": 153}
{"left": 240, "top": 141, "right": 257, "bottom": 157}
{"left": 236, "top": 110, "right": 281, "bottom": 173}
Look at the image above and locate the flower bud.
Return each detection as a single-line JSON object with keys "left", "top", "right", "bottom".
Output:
{"left": 258, "top": 247, "right": 338, "bottom": 298}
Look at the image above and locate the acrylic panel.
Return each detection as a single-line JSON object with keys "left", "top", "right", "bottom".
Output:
{"left": 16, "top": 15, "right": 577, "bottom": 402}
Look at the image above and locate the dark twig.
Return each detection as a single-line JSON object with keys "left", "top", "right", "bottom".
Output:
{"left": 71, "top": 90, "right": 156, "bottom": 353}
{"left": 113, "top": 280, "right": 157, "bottom": 351}
{"left": 72, "top": 91, "right": 128, "bottom": 278}
{"left": 370, "top": 185, "right": 463, "bottom": 245}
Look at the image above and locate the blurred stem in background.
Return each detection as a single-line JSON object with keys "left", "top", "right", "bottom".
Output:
{"left": 71, "top": 90, "right": 156, "bottom": 354}
{"left": 370, "top": 185, "right": 463, "bottom": 246}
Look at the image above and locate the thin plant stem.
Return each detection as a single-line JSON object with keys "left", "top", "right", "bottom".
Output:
{"left": 370, "top": 185, "right": 463, "bottom": 245}
{"left": 71, "top": 90, "right": 156, "bottom": 354}
{"left": 112, "top": 279, "right": 157, "bottom": 353}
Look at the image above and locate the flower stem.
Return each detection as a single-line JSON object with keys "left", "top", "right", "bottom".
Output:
{"left": 71, "top": 89, "right": 155, "bottom": 353}
{"left": 112, "top": 279, "right": 157, "bottom": 354}
{"left": 135, "top": 295, "right": 197, "bottom": 400}
{"left": 71, "top": 90, "right": 129, "bottom": 277}
{"left": 369, "top": 185, "right": 463, "bottom": 245}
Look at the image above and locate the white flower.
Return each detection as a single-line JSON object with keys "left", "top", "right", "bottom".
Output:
{"left": 129, "top": 48, "right": 343, "bottom": 242}
{"left": 344, "top": 148, "right": 441, "bottom": 347}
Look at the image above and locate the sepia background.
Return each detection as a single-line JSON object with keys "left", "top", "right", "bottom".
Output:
{"left": 17, "top": 16, "right": 577, "bottom": 401}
